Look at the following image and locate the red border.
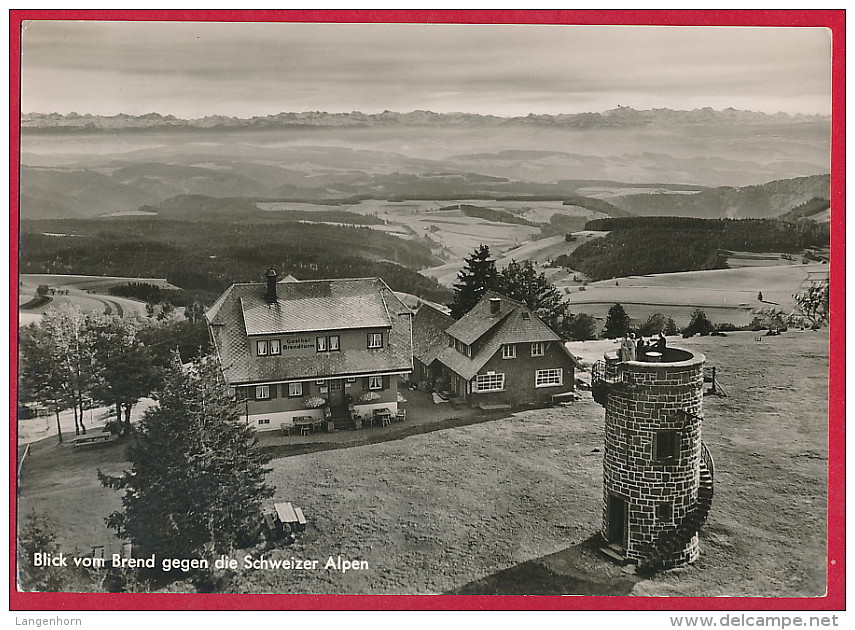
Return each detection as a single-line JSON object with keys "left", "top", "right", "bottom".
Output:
{"left": 9, "top": 9, "right": 845, "bottom": 611}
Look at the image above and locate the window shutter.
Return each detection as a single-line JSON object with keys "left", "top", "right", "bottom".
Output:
{"left": 252, "top": 387, "right": 258, "bottom": 401}
{"left": 270, "top": 384, "right": 278, "bottom": 399}
{"left": 382, "top": 375, "right": 390, "bottom": 390}
{"left": 280, "top": 384, "right": 288, "bottom": 398}
{"left": 363, "top": 378, "right": 369, "bottom": 392}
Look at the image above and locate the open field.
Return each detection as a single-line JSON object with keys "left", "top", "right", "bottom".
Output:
{"left": 17, "top": 330, "right": 829, "bottom": 596}
{"left": 17, "top": 274, "right": 168, "bottom": 326}
{"left": 558, "top": 264, "right": 827, "bottom": 329}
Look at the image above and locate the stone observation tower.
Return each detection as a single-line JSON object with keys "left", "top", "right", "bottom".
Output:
{"left": 591, "top": 346, "right": 714, "bottom": 569}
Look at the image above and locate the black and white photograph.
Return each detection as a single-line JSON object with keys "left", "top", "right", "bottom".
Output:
{"left": 12, "top": 13, "right": 840, "bottom": 606}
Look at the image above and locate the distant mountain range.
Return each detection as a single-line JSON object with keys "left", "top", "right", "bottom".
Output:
{"left": 21, "top": 107, "right": 829, "bottom": 131}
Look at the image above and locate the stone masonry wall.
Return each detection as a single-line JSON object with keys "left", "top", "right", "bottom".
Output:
{"left": 602, "top": 349, "right": 706, "bottom": 566}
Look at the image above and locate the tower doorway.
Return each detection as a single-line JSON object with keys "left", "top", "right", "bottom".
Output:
{"left": 607, "top": 494, "right": 629, "bottom": 549}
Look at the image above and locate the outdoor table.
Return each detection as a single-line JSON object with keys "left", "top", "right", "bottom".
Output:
{"left": 374, "top": 408, "right": 393, "bottom": 427}
{"left": 293, "top": 416, "right": 315, "bottom": 434}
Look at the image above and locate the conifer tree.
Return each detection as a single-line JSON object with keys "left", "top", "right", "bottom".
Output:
{"left": 603, "top": 303, "right": 632, "bottom": 339}
{"left": 450, "top": 244, "right": 497, "bottom": 319}
{"left": 100, "top": 355, "right": 272, "bottom": 561}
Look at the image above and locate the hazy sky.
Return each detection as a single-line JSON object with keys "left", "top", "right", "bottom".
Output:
{"left": 20, "top": 21, "right": 832, "bottom": 118}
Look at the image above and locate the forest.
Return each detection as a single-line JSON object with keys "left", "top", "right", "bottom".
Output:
{"left": 20, "top": 217, "right": 452, "bottom": 304}
{"left": 554, "top": 217, "right": 830, "bottom": 281}
{"left": 456, "top": 204, "right": 538, "bottom": 226}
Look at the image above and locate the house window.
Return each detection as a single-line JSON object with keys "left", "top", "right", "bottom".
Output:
{"left": 475, "top": 373, "right": 505, "bottom": 392}
{"left": 269, "top": 339, "right": 281, "bottom": 355}
{"left": 368, "top": 333, "right": 383, "bottom": 349}
{"left": 655, "top": 430, "right": 680, "bottom": 463}
{"left": 346, "top": 377, "right": 356, "bottom": 383}
{"left": 258, "top": 418, "right": 271, "bottom": 426}
{"left": 535, "top": 368, "right": 563, "bottom": 387}
{"left": 255, "top": 385, "right": 270, "bottom": 400}
{"left": 329, "top": 335, "right": 340, "bottom": 352}
{"left": 288, "top": 382, "right": 303, "bottom": 398}
{"left": 656, "top": 502, "right": 673, "bottom": 521}
{"left": 256, "top": 340, "right": 269, "bottom": 356}
{"left": 368, "top": 375, "right": 383, "bottom": 390}
{"left": 502, "top": 344, "right": 516, "bottom": 359}
{"left": 531, "top": 342, "right": 544, "bottom": 357}
{"left": 317, "top": 336, "right": 328, "bottom": 352}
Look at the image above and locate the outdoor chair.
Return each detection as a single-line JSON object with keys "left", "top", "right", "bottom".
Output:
{"left": 395, "top": 409, "right": 407, "bottom": 422}
{"left": 280, "top": 423, "right": 292, "bottom": 437}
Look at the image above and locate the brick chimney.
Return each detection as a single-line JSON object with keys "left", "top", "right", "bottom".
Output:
{"left": 265, "top": 268, "right": 278, "bottom": 303}
{"left": 489, "top": 297, "right": 501, "bottom": 314}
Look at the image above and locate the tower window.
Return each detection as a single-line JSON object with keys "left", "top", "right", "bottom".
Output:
{"left": 656, "top": 502, "right": 672, "bottom": 521}
{"left": 654, "top": 430, "right": 679, "bottom": 462}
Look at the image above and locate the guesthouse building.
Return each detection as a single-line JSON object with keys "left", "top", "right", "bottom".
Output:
{"left": 206, "top": 270, "right": 413, "bottom": 431}
{"left": 413, "top": 291, "right": 582, "bottom": 407}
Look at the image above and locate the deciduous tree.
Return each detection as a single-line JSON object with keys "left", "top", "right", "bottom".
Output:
{"left": 567, "top": 313, "right": 597, "bottom": 341}
{"left": 494, "top": 259, "right": 572, "bottom": 337}
{"left": 791, "top": 279, "right": 829, "bottom": 327}
{"left": 684, "top": 309, "right": 715, "bottom": 337}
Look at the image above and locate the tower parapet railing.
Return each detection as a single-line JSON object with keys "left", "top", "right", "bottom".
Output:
{"left": 591, "top": 352, "right": 623, "bottom": 406}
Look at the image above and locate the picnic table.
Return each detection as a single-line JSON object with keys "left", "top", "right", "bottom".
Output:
{"left": 293, "top": 416, "right": 315, "bottom": 435}
{"left": 373, "top": 407, "right": 393, "bottom": 427}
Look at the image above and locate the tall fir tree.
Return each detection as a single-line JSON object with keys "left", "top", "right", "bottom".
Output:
{"left": 99, "top": 354, "right": 272, "bottom": 561}
{"left": 603, "top": 303, "right": 632, "bottom": 339}
{"left": 450, "top": 244, "right": 497, "bottom": 319}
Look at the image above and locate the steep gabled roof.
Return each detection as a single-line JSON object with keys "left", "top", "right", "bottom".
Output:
{"left": 233, "top": 278, "right": 394, "bottom": 335}
{"left": 206, "top": 277, "right": 413, "bottom": 385}
{"left": 412, "top": 303, "right": 455, "bottom": 366}
{"left": 445, "top": 291, "right": 514, "bottom": 345}
{"left": 437, "top": 292, "right": 582, "bottom": 381}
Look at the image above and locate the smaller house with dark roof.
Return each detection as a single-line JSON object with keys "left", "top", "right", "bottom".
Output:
{"left": 413, "top": 291, "right": 582, "bottom": 407}
{"left": 206, "top": 270, "right": 413, "bottom": 431}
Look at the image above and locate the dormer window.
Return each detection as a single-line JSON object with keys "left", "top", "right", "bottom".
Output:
{"left": 531, "top": 342, "right": 544, "bottom": 357}
{"left": 454, "top": 339, "right": 470, "bottom": 357}
{"left": 256, "top": 340, "right": 269, "bottom": 356}
{"left": 270, "top": 339, "right": 281, "bottom": 355}
{"left": 367, "top": 333, "right": 383, "bottom": 349}
{"left": 502, "top": 344, "right": 516, "bottom": 359}
{"left": 317, "top": 336, "right": 328, "bottom": 352}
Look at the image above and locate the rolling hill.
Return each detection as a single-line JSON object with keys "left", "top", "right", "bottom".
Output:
{"left": 608, "top": 174, "right": 830, "bottom": 219}
{"left": 20, "top": 107, "right": 831, "bottom": 221}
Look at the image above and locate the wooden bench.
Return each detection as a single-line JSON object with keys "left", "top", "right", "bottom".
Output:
{"left": 72, "top": 433, "right": 115, "bottom": 447}
{"left": 478, "top": 403, "right": 512, "bottom": 412}
{"left": 550, "top": 392, "right": 578, "bottom": 405}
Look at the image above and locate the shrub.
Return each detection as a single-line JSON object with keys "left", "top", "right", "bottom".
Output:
{"left": 684, "top": 309, "right": 714, "bottom": 337}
